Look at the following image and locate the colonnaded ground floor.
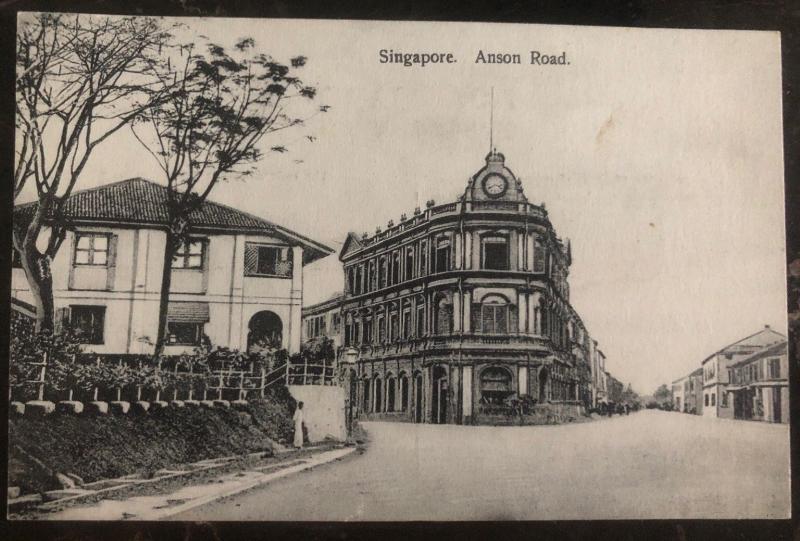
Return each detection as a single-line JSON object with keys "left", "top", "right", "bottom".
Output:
{"left": 174, "top": 410, "right": 790, "bottom": 520}
{"left": 345, "top": 353, "right": 582, "bottom": 425}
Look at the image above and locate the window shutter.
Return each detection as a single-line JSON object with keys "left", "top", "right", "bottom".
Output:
{"left": 106, "top": 234, "right": 117, "bottom": 290}
{"left": 244, "top": 243, "right": 259, "bottom": 275}
{"left": 54, "top": 306, "right": 71, "bottom": 334}
{"left": 68, "top": 233, "right": 77, "bottom": 290}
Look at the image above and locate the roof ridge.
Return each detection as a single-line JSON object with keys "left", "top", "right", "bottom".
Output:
{"left": 707, "top": 326, "right": 786, "bottom": 358}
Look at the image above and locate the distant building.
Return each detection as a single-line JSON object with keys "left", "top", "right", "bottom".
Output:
{"left": 302, "top": 292, "right": 344, "bottom": 349}
{"left": 671, "top": 378, "right": 685, "bottom": 412}
{"left": 12, "top": 178, "right": 332, "bottom": 356}
{"left": 701, "top": 326, "right": 786, "bottom": 419}
{"left": 727, "top": 340, "right": 789, "bottom": 423}
{"left": 672, "top": 368, "right": 703, "bottom": 414}
{"left": 593, "top": 345, "right": 607, "bottom": 405}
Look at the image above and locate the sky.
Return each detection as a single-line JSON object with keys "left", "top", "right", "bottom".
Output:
{"left": 17, "top": 16, "right": 787, "bottom": 394}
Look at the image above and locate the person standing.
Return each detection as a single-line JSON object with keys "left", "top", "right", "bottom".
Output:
{"left": 293, "top": 401, "right": 305, "bottom": 449}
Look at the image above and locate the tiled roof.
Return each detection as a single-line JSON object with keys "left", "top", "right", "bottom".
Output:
{"left": 14, "top": 178, "right": 332, "bottom": 264}
{"left": 729, "top": 340, "right": 788, "bottom": 369}
{"left": 700, "top": 326, "right": 786, "bottom": 364}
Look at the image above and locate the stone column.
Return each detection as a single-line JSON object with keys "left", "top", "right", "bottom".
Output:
{"left": 465, "top": 231, "right": 473, "bottom": 270}
{"left": 517, "top": 291, "right": 527, "bottom": 333}
{"left": 424, "top": 366, "right": 433, "bottom": 423}
{"left": 527, "top": 232, "right": 535, "bottom": 270}
{"left": 518, "top": 365, "right": 528, "bottom": 396}
{"left": 449, "top": 364, "right": 459, "bottom": 424}
{"left": 463, "top": 290, "right": 472, "bottom": 333}
{"left": 453, "top": 292, "right": 462, "bottom": 333}
{"left": 455, "top": 233, "right": 462, "bottom": 270}
{"left": 462, "top": 365, "right": 473, "bottom": 423}
{"left": 530, "top": 291, "right": 541, "bottom": 334}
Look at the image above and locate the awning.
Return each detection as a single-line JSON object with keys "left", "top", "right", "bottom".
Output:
{"left": 167, "top": 301, "right": 209, "bottom": 323}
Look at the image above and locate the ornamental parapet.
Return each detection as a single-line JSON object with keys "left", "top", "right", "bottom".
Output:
{"left": 352, "top": 333, "right": 555, "bottom": 361}
{"left": 357, "top": 200, "right": 550, "bottom": 250}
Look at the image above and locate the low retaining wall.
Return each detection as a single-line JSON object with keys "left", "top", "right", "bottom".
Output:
{"left": 287, "top": 385, "right": 346, "bottom": 442}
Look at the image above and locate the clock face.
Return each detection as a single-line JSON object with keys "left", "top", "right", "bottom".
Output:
{"left": 483, "top": 174, "right": 508, "bottom": 197}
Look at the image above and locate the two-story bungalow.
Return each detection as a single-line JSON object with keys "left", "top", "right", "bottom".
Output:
{"left": 701, "top": 325, "right": 786, "bottom": 419}
{"left": 12, "top": 178, "right": 332, "bottom": 356}
{"left": 727, "top": 340, "right": 789, "bottom": 423}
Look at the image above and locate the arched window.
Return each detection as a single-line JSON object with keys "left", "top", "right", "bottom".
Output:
{"left": 379, "top": 256, "right": 388, "bottom": 288}
{"left": 367, "top": 260, "right": 376, "bottom": 292}
{"left": 402, "top": 299, "right": 412, "bottom": 339}
{"left": 387, "top": 375, "right": 396, "bottom": 412}
{"left": 435, "top": 237, "right": 451, "bottom": 273}
{"left": 355, "top": 265, "right": 363, "bottom": 295}
{"left": 480, "top": 366, "right": 513, "bottom": 405}
{"left": 434, "top": 295, "right": 452, "bottom": 335}
{"left": 399, "top": 372, "right": 409, "bottom": 411}
{"left": 405, "top": 246, "right": 415, "bottom": 280}
{"left": 481, "top": 234, "right": 509, "bottom": 270}
{"left": 539, "top": 299, "right": 549, "bottom": 336}
{"left": 391, "top": 251, "right": 401, "bottom": 285}
{"left": 533, "top": 236, "right": 546, "bottom": 273}
{"left": 480, "top": 294, "right": 510, "bottom": 334}
{"left": 415, "top": 296, "right": 426, "bottom": 337}
{"left": 389, "top": 304, "right": 399, "bottom": 341}
{"left": 363, "top": 313, "right": 373, "bottom": 344}
{"left": 538, "top": 368, "right": 549, "bottom": 401}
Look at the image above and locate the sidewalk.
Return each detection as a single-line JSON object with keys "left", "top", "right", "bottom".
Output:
{"left": 11, "top": 444, "right": 356, "bottom": 520}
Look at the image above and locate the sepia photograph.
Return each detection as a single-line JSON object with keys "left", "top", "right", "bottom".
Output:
{"left": 6, "top": 9, "right": 793, "bottom": 525}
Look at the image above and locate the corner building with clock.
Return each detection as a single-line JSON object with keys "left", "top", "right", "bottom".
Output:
{"left": 335, "top": 149, "right": 599, "bottom": 425}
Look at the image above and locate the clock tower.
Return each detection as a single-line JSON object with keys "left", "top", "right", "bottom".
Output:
{"left": 463, "top": 149, "right": 528, "bottom": 203}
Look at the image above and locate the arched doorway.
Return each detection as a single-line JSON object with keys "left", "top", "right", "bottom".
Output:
{"left": 413, "top": 372, "right": 423, "bottom": 423}
{"left": 373, "top": 376, "right": 383, "bottom": 413}
{"left": 247, "top": 311, "right": 283, "bottom": 353}
{"left": 480, "top": 366, "right": 513, "bottom": 405}
{"left": 399, "top": 372, "right": 409, "bottom": 412}
{"left": 386, "top": 374, "right": 396, "bottom": 412}
{"left": 362, "top": 377, "right": 371, "bottom": 414}
{"left": 538, "top": 367, "right": 549, "bottom": 402}
{"left": 431, "top": 365, "right": 448, "bottom": 424}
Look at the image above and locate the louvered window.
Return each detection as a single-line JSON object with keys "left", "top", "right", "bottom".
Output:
{"left": 244, "top": 243, "right": 293, "bottom": 277}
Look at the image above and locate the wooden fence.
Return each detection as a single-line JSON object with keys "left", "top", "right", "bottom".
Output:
{"left": 12, "top": 352, "right": 339, "bottom": 404}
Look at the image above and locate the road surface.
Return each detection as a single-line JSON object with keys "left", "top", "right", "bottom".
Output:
{"left": 174, "top": 410, "right": 790, "bottom": 520}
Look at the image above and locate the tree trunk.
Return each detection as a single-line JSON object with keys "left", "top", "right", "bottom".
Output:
{"left": 153, "top": 229, "right": 178, "bottom": 357}
{"left": 20, "top": 249, "right": 55, "bottom": 334}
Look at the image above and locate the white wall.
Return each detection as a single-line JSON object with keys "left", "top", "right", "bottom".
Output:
{"left": 288, "top": 385, "right": 347, "bottom": 442}
{"left": 11, "top": 225, "right": 305, "bottom": 355}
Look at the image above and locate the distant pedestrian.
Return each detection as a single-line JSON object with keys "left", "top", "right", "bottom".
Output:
{"left": 293, "top": 401, "right": 305, "bottom": 449}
